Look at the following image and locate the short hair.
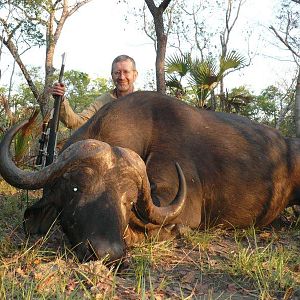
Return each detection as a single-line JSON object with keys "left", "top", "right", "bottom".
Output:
{"left": 111, "top": 55, "right": 136, "bottom": 73}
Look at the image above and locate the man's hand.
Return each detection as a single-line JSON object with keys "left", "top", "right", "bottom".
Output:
{"left": 50, "top": 82, "right": 66, "bottom": 99}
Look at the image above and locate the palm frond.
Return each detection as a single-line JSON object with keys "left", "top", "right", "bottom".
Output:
{"left": 165, "top": 53, "right": 191, "bottom": 77}
{"left": 166, "top": 74, "right": 183, "bottom": 90}
{"left": 188, "top": 59, "right": 218, "bottom": 88}
{"left": 219, "top": 50, "right": 246, "bottom": 75}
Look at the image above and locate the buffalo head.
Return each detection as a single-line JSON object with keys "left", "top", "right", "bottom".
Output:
{"left": 0, "top": 120, "right": 186, "bottom": 262}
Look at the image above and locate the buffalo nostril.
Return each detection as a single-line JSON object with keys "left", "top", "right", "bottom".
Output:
{"left": 90, "top": 240, "right": 126, "bottom": 263}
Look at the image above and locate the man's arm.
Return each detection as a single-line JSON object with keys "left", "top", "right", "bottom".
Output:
{"left": 59, "top": 92, "right": 116, "bottom": 130}
{"left": 59, "top": 99, "right": 93, "bottom": 129}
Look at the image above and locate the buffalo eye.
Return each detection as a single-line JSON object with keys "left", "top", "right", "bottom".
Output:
{"left": 70, "top": 184, "right": 81, "bottom": 193}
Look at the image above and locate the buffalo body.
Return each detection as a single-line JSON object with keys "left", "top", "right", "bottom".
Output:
{"left": 0, "top": 91, "right": 299, "bottom": 261}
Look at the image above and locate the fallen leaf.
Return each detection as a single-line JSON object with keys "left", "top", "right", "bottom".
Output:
{"left": 34, "top": 272, "right": 44, "bottom": 280}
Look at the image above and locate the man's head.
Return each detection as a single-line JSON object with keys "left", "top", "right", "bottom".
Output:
{"left": 111, "top": 55, "right": 138, "bottom": 97}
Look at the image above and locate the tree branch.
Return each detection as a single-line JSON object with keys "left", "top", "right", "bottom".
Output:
{"left": 159, "top": 0, "right": 172, "bottom": 11}
{"left": 68, "top": 0, "right": 93, "bottom": 16}
{"left": 269, "top": 25, "right": 300, "bottom": 59}
{"left": 1, "top": 35, "right": 40, "bottom": 101}
{"left": 145, "top": 0, "right": 157, "bottom": 16}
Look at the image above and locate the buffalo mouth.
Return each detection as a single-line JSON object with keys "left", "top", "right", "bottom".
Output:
{"left": 70, "top": 239, "right": 126, "bottom": 264}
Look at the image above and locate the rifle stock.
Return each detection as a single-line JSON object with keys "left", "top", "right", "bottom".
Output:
{"left": 35, "top": 120, "right": 49, "bottom": 167}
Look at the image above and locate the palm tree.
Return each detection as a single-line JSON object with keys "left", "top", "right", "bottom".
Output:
{"left": 165, "top": 51, "right": 245, "bottom": 110}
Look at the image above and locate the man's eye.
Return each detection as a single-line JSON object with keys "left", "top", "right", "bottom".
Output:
{"left": 114, "top": 70, "right": 131, "bottom": 76}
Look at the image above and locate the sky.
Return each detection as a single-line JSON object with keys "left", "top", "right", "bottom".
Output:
{"left": 1, "top": 0, "right": 297, "bottom": 94}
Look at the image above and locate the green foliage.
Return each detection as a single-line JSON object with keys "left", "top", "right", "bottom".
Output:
{"left": 63, "top": 70, "right": 111, "bottom": 113}
{"left": 225, "top": 86, "right": 254, "bottom": 115}
{"left": 1, "top": 0, "right": 46, "bottom": 48}
{"left": 0, "top": 66, "right": 44, "bottom": 164}
{"left": 218, "top": 84, "right": 296, "bottom": 136}
{"left": 219, "top": 51, "right": 246, "bottom": 76}
{"left": 165, "top": 50, "right": 245, "bottom": 108}
{"left": 246, "top": 85, "right": 296, "bottom": 136}
{"left": 0, "top": 67, "right": 111, "bottom": 166}
{"left": 182, "top": 227, "right": 218, "bottom": 252}
{"left": 131, "top": 239, "right": 175, "bottom": 294}
{"left": 226, "top": 227, "right": 300, "bottom": 299}
{"left": 165, "top": 53, "right": 191, "bottom": 77}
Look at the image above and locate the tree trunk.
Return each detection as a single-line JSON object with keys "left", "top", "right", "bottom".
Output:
{"left": 295, "top": 68, "right": 300, "bottom": 137}
{"left": 145, "top": 0, "right": 171, "bottom": 94}
{"left": 155, "top": 28, "right": 167, "bottom": 94}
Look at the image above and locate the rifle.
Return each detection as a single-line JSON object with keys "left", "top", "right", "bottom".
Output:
{"left": 36, "top": 53, "right": 66, "bottom": 168}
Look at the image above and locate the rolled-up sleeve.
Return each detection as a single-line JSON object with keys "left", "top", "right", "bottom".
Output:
{"left": 59, "top": 92, "right": 116, "bottom": 130}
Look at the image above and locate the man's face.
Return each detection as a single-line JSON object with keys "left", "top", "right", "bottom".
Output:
{"left": 111, "top": 60, "right": 138, "bottom": 95}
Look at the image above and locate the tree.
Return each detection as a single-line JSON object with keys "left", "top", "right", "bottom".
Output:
{"left": 123, "top": 0, "right": 251, "bottom": 99}
{"left": 63, "top": 70, "right": 111, "bottom": 113}
{"left": 218, "top": 0, "right": 246, "bottom": 111}
{"left": 247, "top": 85, "right": 295, "bottom": 136}
{"left": 173, "top": 0, "right": 249, "bottom": 111}
{"left": 0, "top": 67, "right": 109, "bottom": 164}
{"left": 225, "top": 86, "right": 253, "bottom": 115}
{"left": 0, "top": 66, "right": 43, "bottom": 129}
{"left": 0, "top": 0, "right": 92, "bottom": 117}
{"left": 269, "top": 0, "right": 300, "bottom": 136}
{"left": 0, "top": 68, "right": 43, "bottom": 164}
{"left": 144, "top": 0, "right": 173, "bottom": 94}
{"left": 165, "top": 50, "right": 245, "bottom": 109}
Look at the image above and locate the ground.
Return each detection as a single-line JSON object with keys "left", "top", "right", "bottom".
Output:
{"left": 0, "top": 188, "right": 299, "bottom": 299}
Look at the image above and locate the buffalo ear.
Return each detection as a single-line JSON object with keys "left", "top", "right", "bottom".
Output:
{"left": 23, "top": 200, "right": 58, "bottom": 235}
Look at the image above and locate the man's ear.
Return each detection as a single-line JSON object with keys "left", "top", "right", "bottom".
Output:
{"left": 23, "top": 199, "right": 59, "bottom": 235}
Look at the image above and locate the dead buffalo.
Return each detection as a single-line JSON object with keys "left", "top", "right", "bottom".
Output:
{"left": 0, "top": 91, "right": 299, "bottom": 262}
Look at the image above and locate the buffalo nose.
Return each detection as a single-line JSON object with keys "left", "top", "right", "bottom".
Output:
{"left": 91, "top": 239, "right": 126, "bottom": 262}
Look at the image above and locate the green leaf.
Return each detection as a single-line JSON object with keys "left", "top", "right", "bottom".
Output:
{"left": 165, "top": 53, "right": 191, "bottom": 77}
{"left": 219, "top": 50, "right": 246, "bottom": 75}
{"left": 166, "top": 74, "right": 183, "bottom": 90}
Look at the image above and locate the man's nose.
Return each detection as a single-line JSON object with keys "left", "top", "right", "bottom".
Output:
{"left": 118, "top": 72, "right": 125, "bottom": 79}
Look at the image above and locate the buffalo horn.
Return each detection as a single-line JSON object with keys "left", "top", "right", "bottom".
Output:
{"left": 136, "top": 162, "right": 187, "bottom": 225}
{"left": 0, "top": 120, "right": 110, "bottom": 190}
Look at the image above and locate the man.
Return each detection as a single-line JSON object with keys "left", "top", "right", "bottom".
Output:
{"left": 51, "top": 54, "right": 138, "bottom": 130}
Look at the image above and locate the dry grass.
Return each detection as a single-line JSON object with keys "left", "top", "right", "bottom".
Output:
{"left": 0, "top": 182, "right": 299, "bottom": 299}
